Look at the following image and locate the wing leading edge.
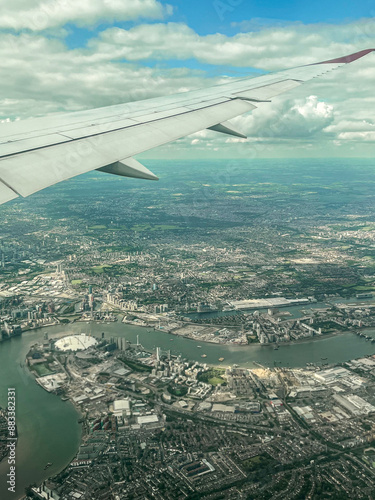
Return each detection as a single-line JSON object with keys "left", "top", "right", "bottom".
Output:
{"left": 0, "top": 49, "right": 374, "bottom": 205}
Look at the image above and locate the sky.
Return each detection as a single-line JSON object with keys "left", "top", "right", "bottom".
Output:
{"left": 0, "top": 0, "right": 374, "bottom": 158}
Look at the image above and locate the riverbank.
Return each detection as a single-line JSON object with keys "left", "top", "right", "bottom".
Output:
{"left": 18, "top": 303, "right": 372, "bottom": 351}
{"left": 2, "top": 321, "right": 375, "bottom": 498}
{"left": 19, "top": 317, "right": 375, "bottom": 356}
{"left": 121, "top": 315, "right": 355, "bottom": 348}
{"left": 5, "top": 317, "right": 375, "bottom": 361}
{"left": 0, "top": 329, "right": 82, "bottom": 500}
{"left": 27, "top": 321, "right": 375, "bottom": 368}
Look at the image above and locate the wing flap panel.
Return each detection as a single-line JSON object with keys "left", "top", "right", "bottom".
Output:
{"left": 60, "top": 119, "right": 138, "bottom": 140}
{"left": 98, "top": 157, "right": 158, "bottom": 181}
{"left": 0, "top": 99, "right": 255, "bottom": 197}
{"left": 234, "top": 79, "right": 302, "bottom": 101}
{"left": 0, "top": 181, "right": 18, "bottom": 204}
{"left": 208, "top": 121, "right": 247, "bottom": 138}
{"left": 0, "top": 49, "right": 373, "bottom": 205}
{"left": 0, "top": 133, "right": 71, "bottom": 157}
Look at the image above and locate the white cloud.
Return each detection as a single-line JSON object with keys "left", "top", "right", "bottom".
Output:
{"left": 91, "top": 20, "right": 375, "bottom": 70}
{"left": 0, "top": 32, "right": 215, "bottom": 120}
{"left": 338, "top": 131, "right": 375, "bottom": 141}
{"left": 225, "top": 96, "right": 334, "bottom": 140}
{"left": 0, "top": 16, "right": 375, "bottom": 157}
{"left": 172, "top": 95, "right": 335, "bottom": 158}
{"left": 0, "top": 0, "right": 172, "bottom": 31}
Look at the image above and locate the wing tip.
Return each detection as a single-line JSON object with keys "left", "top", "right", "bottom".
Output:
{"left": 313, "top": 48, "right": 375, "bottom": 65}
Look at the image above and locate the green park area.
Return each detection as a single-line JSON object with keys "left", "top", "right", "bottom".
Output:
{"left": 31, "top": 363, "right": 54, "bottom": 377}
{"left": 198, "top": 368, "right": 226, "bottom": 386}
{"left": 131, "top": 223, "right": 178, "bottom": 232}
{"left": 241, "top": 454, "right": 274, "bottom": 472}
{"left": 354, "top": 285, "right": 375, "bottom": 291}
{"left": 91, "top": 264, "right": 113, "bottom": 274}
{"left": 167, "top": 384, "right": 188, "bottom": 397}
{"left": 88, "top": 225, "right": 107, "bottom": 230}
{"left": 313, "top": 320, "right": 347, "bottom": 333}
{"left": 247, "top": 334, "right": 259, "bottom": 344}
{"left": 150, "top": 225, "right": 178, "bottom": 231}
{"left": 119, "top": 358, "right": 152, "bottom": 373}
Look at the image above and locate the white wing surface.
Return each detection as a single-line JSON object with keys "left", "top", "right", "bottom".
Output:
{"left": 0, "top": 49, "right": 374, "bottom": 205}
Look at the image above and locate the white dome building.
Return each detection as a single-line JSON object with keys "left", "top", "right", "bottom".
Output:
{"left": 55, "top": 333, "right": 97, "bottom": 352}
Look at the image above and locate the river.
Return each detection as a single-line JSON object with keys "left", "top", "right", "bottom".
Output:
{"left": 2, "top": 320, "right": 375, "bottom": 499}
{"left": 60, "top": 321, "right": 375, "bottom": 368}
{"left": 0, "top": 330, "right": 82, "bottom": 500}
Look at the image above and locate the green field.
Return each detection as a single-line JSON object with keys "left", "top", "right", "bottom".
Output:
{"left": 247, "top": 335, "right": 259, "bottom": 344}
{"left": 312, "top": 320, "right": 347, "bottom": 333}
{"left": 208, "top": 376, "right": 225, "bottom": 386}
{"left": 119, "top": 358, "right": 152, "bottom": 373}
{"left": 167, "top": 384, "right": 188, "bottom": 397}
{"left": 31, "top": 363, "right": 54, "bottom": 377}
{"left": 150, "top": 225, "right": 178, "bottom": 231}
{"left": 91, "top": 264, "right": 113, "bottom": 274}
{"left": 131, "top": 223, "right": 152, "bottom": 232}
{"left": 198, "top": 368, "right": 226, "bottom": 386}
{"left": 130, "top": 223, "right": 178, "bottom": 232}
{"left": 241, "top": 454, "right": 274, "bottom": 472}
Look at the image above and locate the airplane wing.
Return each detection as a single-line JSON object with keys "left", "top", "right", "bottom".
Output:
{"left": 0, "top": 48, "right": 374, "bottom": 206}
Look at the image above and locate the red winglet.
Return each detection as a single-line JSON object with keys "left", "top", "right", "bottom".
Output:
{"left": 315, "top": 48, "right": 375, "bottom": 65}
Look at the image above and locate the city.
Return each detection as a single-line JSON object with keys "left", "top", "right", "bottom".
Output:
{"left": 25, "top": 330, "right": 375, "bottom": 499}
{"left": 1, "top": 160, "right": 375, "bottom": 498}
{"left": 1, "top": 0, "right": 375, "bottom": 498}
